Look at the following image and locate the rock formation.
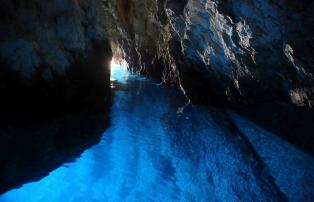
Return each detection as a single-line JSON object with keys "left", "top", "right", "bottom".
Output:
{"left": 0, "top": 0, "right": 112, "bottom": 193}
{"left": 106, "top": 0, "right": 314, "bottom": 106}
{"left": 1, "top": 0, "right": 313, "bottom": 115}
{"left": 0, "top": 0, "right": 112, "bottom": 119}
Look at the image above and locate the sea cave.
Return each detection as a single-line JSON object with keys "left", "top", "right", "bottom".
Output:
{"left": 0, "top": 0, "right": 314, "bottom": 201}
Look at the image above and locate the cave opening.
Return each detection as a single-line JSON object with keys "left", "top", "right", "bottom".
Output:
{"left": 110, "top": 56, "right": 130, "bottom": 86}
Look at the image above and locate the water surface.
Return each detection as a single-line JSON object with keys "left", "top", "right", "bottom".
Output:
{"left": 1, "top": 64, "right": 313, "bottom": 201}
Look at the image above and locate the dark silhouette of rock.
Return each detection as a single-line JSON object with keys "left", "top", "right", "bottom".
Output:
{"left": 0, "top": 111, "right": 109, "bottom": 194}
{"left": 0, "top": 0, "right": 112, "bottom": 119}
{"left": 0, "top": 0, "right": 112, "bottom": 194}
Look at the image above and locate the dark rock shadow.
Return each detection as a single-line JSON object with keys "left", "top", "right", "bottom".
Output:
{"left": 230, "top": 103, "right": 314, "bottom": 157}
{"left": 0, "top": 110, "right": 109, "bottom": 194}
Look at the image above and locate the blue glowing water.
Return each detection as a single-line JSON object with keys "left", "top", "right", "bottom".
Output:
{"left": 1, "top": 64, "right": 313, "bottom": 201}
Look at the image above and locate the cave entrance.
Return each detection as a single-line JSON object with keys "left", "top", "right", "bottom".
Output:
{"left": 110, "top": 58, "right": 129, "bottom": 85}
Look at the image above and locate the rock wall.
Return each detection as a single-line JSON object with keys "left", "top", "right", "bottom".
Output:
{"left": 0, "top": 0, "right": 112, "bottom": 192}
{"left": 106, "top": 0, "right": 314, "bottom": 107}
{"left": 2, "top": 0, "right": 312, "bottom": 114}
{"left": 0, "top": 0, "right": 112, "bottom": 119}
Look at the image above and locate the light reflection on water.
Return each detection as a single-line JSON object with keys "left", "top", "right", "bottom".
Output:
{"left": 1, "top": 64, "right": 216, "bottom": 201}
{"left": 1, "top": 64, "right": 313, "bottom": 201}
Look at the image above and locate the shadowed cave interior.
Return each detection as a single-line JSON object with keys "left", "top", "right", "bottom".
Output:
{"left": 0, "top": 0, "right": 314, "bottom": 201}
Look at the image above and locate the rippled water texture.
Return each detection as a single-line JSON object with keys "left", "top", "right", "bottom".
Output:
{"left": 1, "top": 64, "right": 314, "bottom": 201}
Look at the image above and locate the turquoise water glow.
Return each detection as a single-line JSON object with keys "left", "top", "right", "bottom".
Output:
{"left": 1, "top": 63, "right": 313, "bottom": 201}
